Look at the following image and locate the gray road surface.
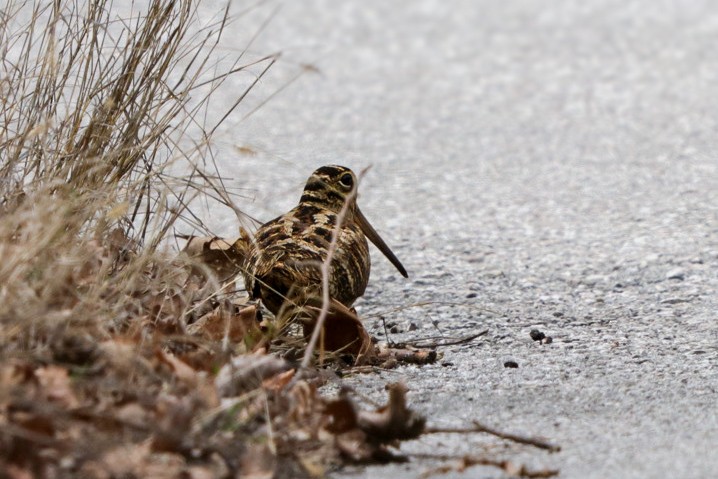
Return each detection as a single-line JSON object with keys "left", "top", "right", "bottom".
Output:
{"left": 204, "top": 1, "right": 718, "bottom": 477}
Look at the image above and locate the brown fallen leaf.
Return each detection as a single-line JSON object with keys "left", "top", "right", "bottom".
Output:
{"left": 155, "top": 350, "right": 199, "bottom": 388}
{"left": 97, "top": 339, "right": 154, "bottom": 376}
{"left": 0, "top": 362, "right": 33, "bottom": 397}
{"left": 4, "top": 408, "right": 59, "bottom": 468}
{"left": 2, "top": 464, "right": 33, "bottom": 479}
{"left": 179, "top": 230, "right": 250, "bottom": 281}
{"left": 303, "top": 300, "right": 374, "bottom": 363}
{"left": 34, "top": 365, "right": 79, "bottom": 408}
{"left": 323, "top": 394, "right": 357, "bottom": 434}
{"left": 154, "top": 349, "right": 219, "bottom": 409}
{"left": 80, "top": 443, "right": 186, "bottom": 479}
{"left": 150, "top": 393, "right": 201, "bottom": 453}
{"left": 114, "top": 402, "right": 151, "bottom": 428}
{"left": 215, "top": 352, "right": 293, "bottom": 397}
{"left": 335, "top": 429, "right": 378, "bottom": 463}
{"left": 262, "top": 368, "right": 296, "bottom": 392}
{"left": 323, "top": 382, "right": 425, "bottom": 463}
{"left": 187, "top": 302, "right": 261, "bottom": 344}
{"left": 145, "top": 290, "right": 188, "bottom": 332}
{"left": 285, "top": 380, "right": 324, "bottom": 432}
{"left": 164, "top": 337, "right": 226, "bottom": 374}
{"left": 239, "top": 443, "right": 276, "bottom": 479}
{"left": 356, "top": 382, "right": 425, "bottom": 443}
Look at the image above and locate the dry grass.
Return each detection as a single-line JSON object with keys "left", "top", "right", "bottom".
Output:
{"left": 0, "top": 0, "right": 261, "bottom": 350}
{"left": 0, "top": 1, "right": 272, "bottom": 473}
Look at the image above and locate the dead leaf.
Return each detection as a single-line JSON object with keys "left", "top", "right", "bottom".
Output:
{"left": 188, "top": 303, "right": 260, "bottom": 344}
{"left": 287, "top": 380, "right": 322, "bottom": 428}
{"left": 0, "top": 362, "right": 32, "bottom": 397}
{"left": 215, "top": 352, "right": 293, "bottom": 398}
{"left": 180, "top": 231, "right": 250, "bottom": 281}
{"left": 114, "top": 402, "right": 151, "bottom": 427}
{"left": 50, "top": 331, "right": 98, "bottom": 365}
{"left": 34, "top": 365, "right": 79, "bottom": 408}
{"left": 422, "top": 456, "right": 560, "bottom": 478}
{"left": 5, "top": 410, "right": 58, "bottom": 466}
{"left": 262, "top": 368, "right": 296, "bottom": 392}
{"left": 324, "top": 396, "right": 357, "bottom": 434}
{"left": 146, "top": 291, "right": 187, "bottom": 331}
{"left": 154, "top": 349, "right": 219, "bottom": 410}
{"left": 240, "top": 443, "right": 276, "bottom": 479}
{"left": 9, "top": 411, "right": 56, "bottom": 440}
{"left": 2, "top": 464, "right": 33, "bottom": 479}
{"left": 335, "top": 429, "right": 375, "bottom": 463}
{"left": 81, "top": 443, "right": 186, "bottom": 479}
{"left": 298, "top": 457, "right": 325, "bottom": 478}
{"left": 186, "top": 463, "right": 225, "bottom": 479}
{"left": 165, "top": 337, "right": 228, "bottom": 374}
{"left": 322, "top": 383, "right": 425, "bottom": 463}
{"left": 155, "top": 350, "right": 199, "bottom": 387}
{"left": 303, "top": 300, "right": 374, "bottom": 363}
{"left": 97, "top": 339, "right": 154, "bottom": 376}
{"left": 357, "top": 383, "right": 425, "bottom": 443}
{"left": 151, "top": 393, "right": 199, "bottom": 453}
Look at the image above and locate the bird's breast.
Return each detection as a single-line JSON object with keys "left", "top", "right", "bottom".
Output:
{"left": 245, "top": 208, "right": 371, "bottom": 311}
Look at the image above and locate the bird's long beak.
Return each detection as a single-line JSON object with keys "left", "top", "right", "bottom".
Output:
{"left": 355, "top": 207, "right": 408, "bottom": 278}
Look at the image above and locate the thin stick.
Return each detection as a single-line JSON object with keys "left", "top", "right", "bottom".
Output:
{"left": 263, "top": 392, "right": 277, "bottom": 454}
{"left": 363, "top": 301, "right": 501, "bottom": 320}
{"left": 425, "top": 421, "right": 560, "bottom": 452}
{"left": 408, "top": 330, "right": 488, "bottom": 348}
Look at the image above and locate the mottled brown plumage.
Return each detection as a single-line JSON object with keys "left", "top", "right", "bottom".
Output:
{"left": 243, "top": 165, "right": 407, "bottom": 319}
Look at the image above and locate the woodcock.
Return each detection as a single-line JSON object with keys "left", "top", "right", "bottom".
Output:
{"left": 243, "top": 165, "right": 408, "bottom": 321}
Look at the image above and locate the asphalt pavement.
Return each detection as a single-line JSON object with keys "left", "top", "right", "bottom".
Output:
{"left": 203, "top": 1, "right": 718, "bottom": 477}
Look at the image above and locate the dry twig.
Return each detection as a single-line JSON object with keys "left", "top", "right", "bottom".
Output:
{"left": 425, "top": 421, "right": 561, "bottom": 452}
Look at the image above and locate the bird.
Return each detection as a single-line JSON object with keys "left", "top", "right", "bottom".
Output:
{"left": 242, "top": 165, "right": 408, "bottom": 323}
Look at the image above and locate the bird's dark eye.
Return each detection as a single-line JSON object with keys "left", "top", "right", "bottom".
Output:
{"left": 339, "top": 173, "right": 353, "bottom": 189}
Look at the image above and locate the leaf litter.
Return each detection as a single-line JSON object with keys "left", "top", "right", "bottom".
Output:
{"left": 1, "top": 224, "right": 559, "bottom": 478}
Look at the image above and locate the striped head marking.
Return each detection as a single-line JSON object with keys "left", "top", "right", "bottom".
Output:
{"left": 300, "top": 165, "right": 358, "bottom": 213}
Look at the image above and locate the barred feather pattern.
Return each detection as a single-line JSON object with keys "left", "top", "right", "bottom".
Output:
{"left": 243, "top": 166, "right": 373, "bottom": 318}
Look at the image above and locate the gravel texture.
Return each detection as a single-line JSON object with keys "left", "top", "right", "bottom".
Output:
{"left": 200, "top": 1, "right": 718, "bottom": 477}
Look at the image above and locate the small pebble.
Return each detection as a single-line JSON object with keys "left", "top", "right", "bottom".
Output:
{"left": 666, "top": 268, "right": 685, "bottom": 281}
{"left": 381, "top": 358, "right": 398, "bottom": 369}
{"left": 530, "top": 329, "right": 546, "bottom": 342}
{"left": 661, "top": 298, "right": 689, "bottom": 304}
